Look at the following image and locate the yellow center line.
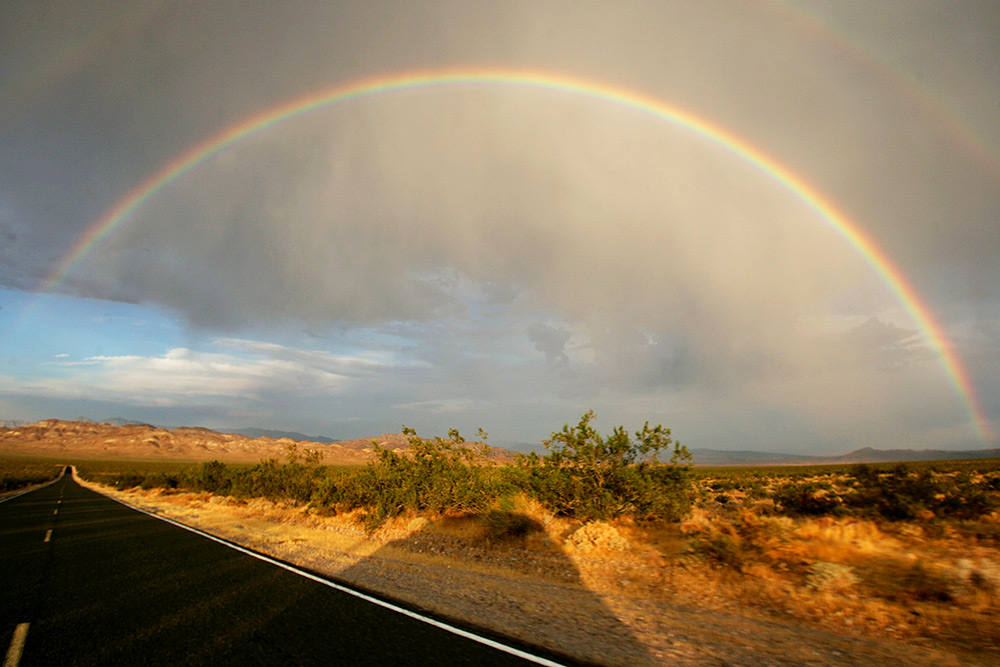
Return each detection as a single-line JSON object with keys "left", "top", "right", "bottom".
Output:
{"left": 43, "top": 530, "right": 51, "bottom": 543}
{"left": 3, "top": 623, "right": 29, "bottom": 667}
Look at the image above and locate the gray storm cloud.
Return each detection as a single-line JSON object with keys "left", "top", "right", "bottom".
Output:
{"left": 82, "top": 87, "right": 874, "bottom": 395}
{"left": 527, "top": 323, "right": 571, "bottom": 367}
{"left": 1, "top": 0, "right": 997, "bottom": 448}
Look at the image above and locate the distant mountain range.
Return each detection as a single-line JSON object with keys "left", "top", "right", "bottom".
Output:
{"left": 222, "top": 427, "right": 338, "bottom": 444}
{"left": 690, "top": 446, "right": 1000, "bottom": 466}
{"left": 0, "top": 419, "right": 520, "bottom": 464}
{"left": 689, "top": 449, "right": 822, "bottom": 466}
{"left": 56, "top": 419, "right": 340, "bottom": 444}
{"left": 3, "top": 417, "right": 997, "bottom": 465}
{"left": 91, "top": 417, "right": 152, "bottom": 427}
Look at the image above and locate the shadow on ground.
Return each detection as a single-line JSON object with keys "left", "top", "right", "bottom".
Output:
{"left": 322, "top": 512, "right": 655, "bottom": 666}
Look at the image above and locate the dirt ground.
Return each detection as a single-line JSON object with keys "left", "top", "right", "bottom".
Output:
{"left": 74, "top": 477, "right": 999, "bottom": 666}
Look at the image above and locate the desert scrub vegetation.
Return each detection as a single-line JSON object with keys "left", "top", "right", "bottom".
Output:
{"left": 84, "top": 443, "right": 1000, "bottom": 657}
{"left": 679, "top": 459, "right": 1000, "bottom": 651}
{"left": 689, "top": 460, "right": 1000, "bottom": 523}
{"left": 766, "top": 464, "right": 999, "bottom": 521}
{"left": 75, "top": 458, "right": 196, "bottom": 489}
{"left": 79, "top": 437, "right": 998, "bottom": 533}
{"left": 83, "top": 412, "right": 695, "bottom": 529}
{"left": 0, "top": 457, "right": 62, "bottom": 493}
{"left": 186, "top": 444, "right": 327, "bottom": 502}
{"left": 316, "top": 413, "right": 693, "bottom": 528}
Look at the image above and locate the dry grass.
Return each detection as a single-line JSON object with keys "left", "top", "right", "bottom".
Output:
{"left": 675, "top": 497, "right": 1000, "bottom": 657}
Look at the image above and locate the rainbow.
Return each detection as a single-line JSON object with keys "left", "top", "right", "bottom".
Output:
{"left": 34, "top": 67, "right": 995, "bottom": 441}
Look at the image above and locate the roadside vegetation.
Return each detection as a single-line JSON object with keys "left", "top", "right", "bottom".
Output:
{"left": 71, "top": 414, "right": 1000, "bottom": 656}
{"left": 0, "top": 457, "right": 63, "bottom": 494}
{"left": 75, "top": 459, "right": 207, "bottom": 490}
{"left": 81, "top": 412, "right": 694, "bottom": 530}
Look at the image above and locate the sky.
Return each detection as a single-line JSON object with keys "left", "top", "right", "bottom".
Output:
{"left": 0, "top": 1, "right": 998, "bottom": 453}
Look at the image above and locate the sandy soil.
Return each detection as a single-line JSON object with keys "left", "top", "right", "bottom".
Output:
{"left": 71, "top": 476, "right": 998, "bottom": 666}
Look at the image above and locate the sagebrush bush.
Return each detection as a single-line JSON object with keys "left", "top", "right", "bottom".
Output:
{"left": 314, "top": 427, "right": 507, "bottom": 529}
{"left": 515, "top": 411, "right": 692, "bottom": 521}
{"left": 173, "top": 445, "right": 328, "bottom": 503}
{"left": 185, "top": 460, "right": 231, "bottom": 494}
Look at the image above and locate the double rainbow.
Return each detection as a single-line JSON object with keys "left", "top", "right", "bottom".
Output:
{"left": 35, "top": 67, "right": 994, "bottom": 441}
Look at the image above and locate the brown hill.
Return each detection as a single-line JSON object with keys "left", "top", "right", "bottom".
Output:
{"left": 0, "top": 419, "right": 366, "bottom": 465}
{"left": 0, "top": 420, "right": 519, "bottom": 465}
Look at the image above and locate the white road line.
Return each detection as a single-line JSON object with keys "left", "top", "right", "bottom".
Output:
{"left": 93, "top": 487, "right": 568, "bottom": 666}
{"left": 3, "top": 623, "right": 28, "bottom": 667}
{"left": 43, "top": 530, "right": 51, "bottom": 543}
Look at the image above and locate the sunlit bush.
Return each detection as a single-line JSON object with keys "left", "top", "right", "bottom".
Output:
{"left": 315, "top": 427, "right": 506, "bottom": 529}
{"left": 514, "top": 410, "right": 692, "bottom": 521}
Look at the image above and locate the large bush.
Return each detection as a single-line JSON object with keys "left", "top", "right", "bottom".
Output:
{"left": 515, "top": 410, "right": 692, "bottom": 521}
{"left": 179, "top": 444, "right": 326, "bottom": 502}
{"left": 314, "top": 427, "right": 504, "bottom": 528}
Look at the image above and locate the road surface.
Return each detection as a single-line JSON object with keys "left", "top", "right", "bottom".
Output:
{"left": 0, "top": 471, "right": 571, "bottom": 666}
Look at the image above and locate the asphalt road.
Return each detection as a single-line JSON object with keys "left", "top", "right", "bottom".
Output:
{"left": 0, "top": 472, "right": 568, "bottom": 666}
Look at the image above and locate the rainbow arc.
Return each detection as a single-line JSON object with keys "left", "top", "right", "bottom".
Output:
{"left": 32, "top": 67, "right": 994, "bottom": 441}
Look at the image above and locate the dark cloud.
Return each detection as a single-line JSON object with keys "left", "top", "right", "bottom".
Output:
{"left": 0, "top": 0, "right": 997, "bottom": 449}
{"left": 527, "top": 323, "right": 571, "bottom": 367}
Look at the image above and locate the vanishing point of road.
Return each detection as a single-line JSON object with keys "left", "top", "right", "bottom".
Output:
{"left": 0, "top": 471, "right": 572, "bottom": 666}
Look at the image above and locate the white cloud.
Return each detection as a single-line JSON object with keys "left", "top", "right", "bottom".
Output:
{"left": 213, "top": 337, "right": 394, "bottom": 375}
{"left": 1, "top": 342, "right": 364, "bottom": 407}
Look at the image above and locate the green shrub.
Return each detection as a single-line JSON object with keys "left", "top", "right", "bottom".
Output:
{"left": 744, "top": 480, "right": 768, "bottom": 500}
{"left": 179, "top": 445, "right": 326, "bottom": 502}
{"left": 112, "top": 471, "right": 146, "bottom": 490}
{"left": 515, "top": 410, "right": 692, "bottom": 521}
{"left": 316, "top": 427, "right": 504, "bottom": 528}
{"left": 0, "top": 460, "right": 62, "bottom": 492}
{"left": 185, "top": 460, "right": 232, "bottom": 495}
{"left": 139, "top": 472, "right": 180, "bottom": 490}
{"left": 933, "top": 471, "right": 997, "bottom": 519}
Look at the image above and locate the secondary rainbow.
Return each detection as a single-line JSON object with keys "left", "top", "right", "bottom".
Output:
{"left": 36, "top": 67, "right": 995, "bottom": 441}
{"left": 767, "top": 1, "right": 1000, "bottom": 184}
